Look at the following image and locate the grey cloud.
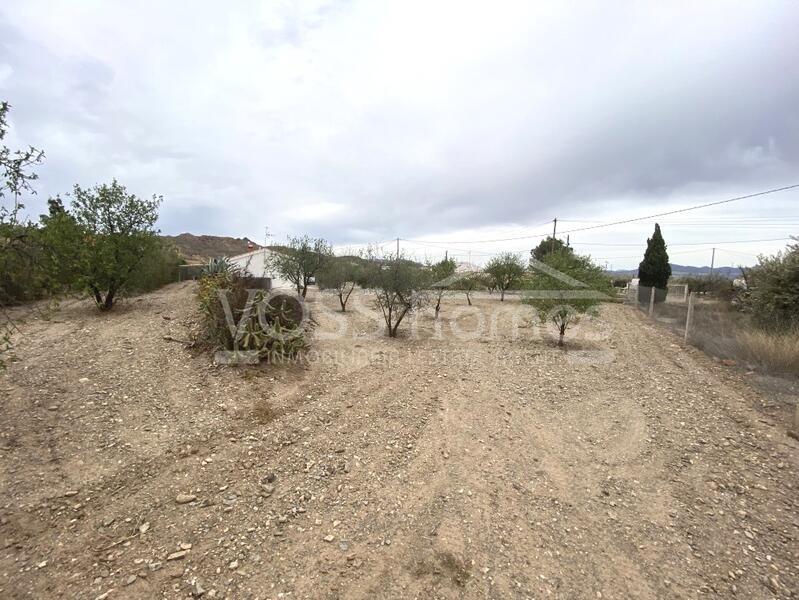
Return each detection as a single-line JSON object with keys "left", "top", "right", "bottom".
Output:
{"left": 1, "top": 1, "right": 798, "bottom": 253}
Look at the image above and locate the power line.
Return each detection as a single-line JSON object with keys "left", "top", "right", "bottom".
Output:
{"left": 569, "top": 236, "right": 793, "bottom": 247}
{"left": 404, "top": 183, "right": 799, "bottom": 244}
{"left": 558, "top": 184, "right": 799, "bottom": 235}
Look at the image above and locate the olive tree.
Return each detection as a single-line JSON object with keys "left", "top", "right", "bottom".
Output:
{"left": 484, "top": 252, "right": 525, "bottom": 301}
{"left": 523, "top": 252, "right": 613, "bottom": 346}
{"left": 267, "top": 235, "right": 333, "bottom": 298}
{"left": 361, "top": 250, "right": 428, "bottom": 337}
{"left": 317, "top": 256, "right": 360, "bottom": 311}
{"left": 452, "top": 272, "right": 484, "bottom": 306}
{"left": 429, "top": 257, "right": 456, "bottom": 318}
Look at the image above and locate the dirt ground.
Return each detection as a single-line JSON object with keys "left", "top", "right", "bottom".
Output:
{"left": 1, "top": 282, "right": 797, "bottom": 599}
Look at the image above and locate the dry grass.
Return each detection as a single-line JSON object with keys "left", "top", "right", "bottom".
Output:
{"left": 735, "top": 329, "right": 799, "bottom": 376}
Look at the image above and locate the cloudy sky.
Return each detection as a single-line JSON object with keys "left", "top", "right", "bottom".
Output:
{"left": 1, "top": 1, "right": 798, "bottom": 268}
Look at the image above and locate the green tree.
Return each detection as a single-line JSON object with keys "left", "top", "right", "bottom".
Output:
{"left": 429, "top": 257, "right": 457, "bottom": 318}
{"left": 638, "top": 223, "right": 671, "bottom": 300}
{"left": 531, "top": 237, "right": 572, "bottom": 261}
{"left": 317, "top": 256, "right": 360, "bottom": 311}
{"left": 37, "top": 196, "right": 84, "bottom": 292}
{"left": 0, "top": 101, "right": 47, "bottom": 305}
{"left": 452, "top": 271, "right": 484, "bottom": 306}
{"left": 67, "top": 180, "right": 162, "bottom": 310}
{"left": 267, "top": 235, "right": 333, "bottom": 298}
{"left": 484, "top": 252, "right": 525, "bottom": 301}
{"left": 743, "top": 239, "right": 799, "bottom": 330}
{"left": 0, "top": 102, "right": 45, "bottom": 367}
{"left": 361, "top": 250, "right": 428, "bottom": 337}
{"left": 524, "top": 252, "right": 613, "bottom": 346}
{"left": 127, "top": 238, "right": 182, "bottom": 293}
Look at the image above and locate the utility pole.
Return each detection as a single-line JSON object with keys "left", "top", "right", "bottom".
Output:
{"left": 709, "top": 247, "right": 716, "bottom": 278}
{"left": 396, "top": 237, "right": 400, "bottom": 259}
{"left": 566, "top": 234, "right": 570, "bottom": 248}
{"left": 444, "top": 249, "right": 448, "bottom": 262}
{"left": 550, "top": 218, "right": 558, "bottom": 254}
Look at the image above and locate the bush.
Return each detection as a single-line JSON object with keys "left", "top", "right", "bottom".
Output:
{"left": 127, "top": 239, "right": 182, "bottom": 293}
{"left": 611, "top": 276, "right": 631, "bottom": 288}
{"left": 673, "top": 275, "right": 736, "bottom": 299}
{"left": 743, "top": 241, "right": 799, "bottom": 330}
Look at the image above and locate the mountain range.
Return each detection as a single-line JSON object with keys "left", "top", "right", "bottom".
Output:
{"left": 606, "top": 264, "right": 742, "bottom": 279}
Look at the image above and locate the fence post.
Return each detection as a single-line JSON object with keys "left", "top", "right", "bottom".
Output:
{"left": 683, "top": 285, "right": 688, "bottom": 303}
{"left": 684, "top": 292, "right": 695, "bottom": 342}
{"left": 648, "top": 286, "right": 655, "bottom": 317}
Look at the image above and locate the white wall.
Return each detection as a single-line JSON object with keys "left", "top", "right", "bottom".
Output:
{"left": 227, "top": 249, "right": 295, "bottom": 292}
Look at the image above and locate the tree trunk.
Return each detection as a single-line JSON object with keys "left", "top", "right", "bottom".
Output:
{"left": 103, "top": 290, "right": 115, "bottom": 310}
{"left": 558, "top": 323, "right": 566, "bottom": 346}
{"left": 466, "top": 292, "right": 471, "bottom": 306}
{"left": 338, "top": 292, "right": 346, "bottom": 312}
{"left": 500, "top": 289, "right": 505, "bottom": 301}
{"left": 90, "top": 286, "right": 104, "bottom": 308}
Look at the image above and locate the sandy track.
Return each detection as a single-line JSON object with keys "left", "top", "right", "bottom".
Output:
{"left": 0, "top": 283, "right": 796, "bottom": 599}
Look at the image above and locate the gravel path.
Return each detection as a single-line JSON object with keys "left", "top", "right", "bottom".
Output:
{"left": 1, "top": 283, "right": 796, "bottom": 599}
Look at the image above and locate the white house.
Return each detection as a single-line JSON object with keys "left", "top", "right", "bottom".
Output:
{"left": 226, "top": 248, "right": 295, "bottom": 291}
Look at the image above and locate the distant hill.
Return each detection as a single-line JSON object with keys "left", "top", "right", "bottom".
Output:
{"left": 161, "top": 233, "right": 261, "bottom": 264}
{"left": 606, "top": 264, "right": 742, "bottom": 279}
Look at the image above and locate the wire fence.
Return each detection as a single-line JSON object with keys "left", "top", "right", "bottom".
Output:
{"left": 624, "top": 284, "right": 751, "bottom": 361}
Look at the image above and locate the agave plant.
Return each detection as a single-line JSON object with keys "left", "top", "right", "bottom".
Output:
{"left": 203, "top": 257, "right": 234, "bottom": 276}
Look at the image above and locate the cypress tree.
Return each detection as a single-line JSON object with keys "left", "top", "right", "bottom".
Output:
{"left": 638, "top": 223, "right": 671, "bottom": 289}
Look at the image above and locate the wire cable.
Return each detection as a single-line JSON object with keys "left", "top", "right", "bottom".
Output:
{"left": 403, "top": 183, "right": 799, "bottom": 244}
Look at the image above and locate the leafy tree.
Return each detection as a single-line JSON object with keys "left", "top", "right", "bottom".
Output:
{"left": 0, "top": 102, "right": 47, "bottom": 305}
{"left": 37, "top": 196, "right": 84, "bottom": 292}
{"left": 1, "top": 101, "right": 45, "bottom": 216}
{"left": 484, "top": 252, "right": 525, "bottom": 301}
{"left": 524, "top": 252, "right": 613, "bottom": 345}
{"left": 0, "top": 102, "right": 45, "bottom": 367}
{"left": 127, "top": 238, "right": 182, "bottom": 293}
{"left": 452, "top": 272, "right": 484, "bottom": 305}
{"left": 65, "top": 180, "right": 162, "bottom": 310}
{"left": 743, "top": 239, "right": 799, "bottom": 330}
{"left": 361, "top": 250, "right": 428, "bottom": 337}
{"left": 531, "top": 237, "right": 572, "bottom": 261}
{"left": 638, "top": 223, "right": 671, "bottom": 301}
{"left": 480, "top": 272, "right": 497, "bottom": 295}
{"left": 267, "top": 235, "right": 333, "bottom": 298}
{"left": 317, "top": 256, "right": 360, "bottom": 311}
{"left": 429, "top": 257, "right": 457, "bottom": 318}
